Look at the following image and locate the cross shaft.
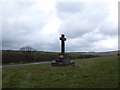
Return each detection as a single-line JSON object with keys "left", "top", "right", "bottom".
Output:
{"left": 60, "top": 34, "right": 66, "bottom": 54}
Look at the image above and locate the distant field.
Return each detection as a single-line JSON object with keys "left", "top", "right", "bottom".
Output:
{"left": 2, "top": 56, "right": 118, "bottom": 88}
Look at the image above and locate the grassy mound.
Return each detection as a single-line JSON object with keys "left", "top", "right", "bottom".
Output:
{"left": 2, "top": 56, "right": 118, "bottom": 88}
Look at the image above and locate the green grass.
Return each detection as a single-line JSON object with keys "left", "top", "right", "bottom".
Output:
{"left": 34, "top": 51, "right": 82, "bottom": 56}
{"left": 2, "top": 56, "right": 118, "bottom": 88}
{"left": 35, "top": 51, "right": 59, "bottom": 55}
{"left": 66, "top": 53, "right": 81, "bottom": 57}
{"left": 0, "top": 67, "right": 2, "bottom": 89}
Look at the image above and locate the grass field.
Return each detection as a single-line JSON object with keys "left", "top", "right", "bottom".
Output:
{"left": 2, "top": 56, "right": 118, "bottom": 88}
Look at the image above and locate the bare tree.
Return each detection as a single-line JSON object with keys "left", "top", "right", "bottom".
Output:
{"left": 20, "top": 46, "right": 36, "bottom": 51}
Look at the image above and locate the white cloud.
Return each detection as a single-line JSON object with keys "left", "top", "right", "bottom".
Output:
{"left": 57, "top": 1, "right": 110, "bottom": 38}
{"left": 1, "top": 0, "right": 118, "bottom": 52}
{"left": 93, "top": 36, "right": 118, "bottom": 51}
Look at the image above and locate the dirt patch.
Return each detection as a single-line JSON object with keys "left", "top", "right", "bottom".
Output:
{"left": 45, "top": 64, "right": 82, "bottom": 68}
{"left": 75, "top": 64, "right": 82, "bottom": 67}
{"left": 46, "top": 65, "right": 70, "bottom": 68}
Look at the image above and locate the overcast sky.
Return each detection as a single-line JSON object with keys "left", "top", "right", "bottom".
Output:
{"left": 1, "top": 0, "right": 119, "bottom": 52}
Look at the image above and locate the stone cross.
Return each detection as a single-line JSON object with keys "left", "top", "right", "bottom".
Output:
{"left": 60, "top": 34, "right": 66, "bottom": 54}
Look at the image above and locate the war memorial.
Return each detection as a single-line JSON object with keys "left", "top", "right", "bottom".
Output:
{"left": 51, "top": 34, "right": 74, "bottom": 66}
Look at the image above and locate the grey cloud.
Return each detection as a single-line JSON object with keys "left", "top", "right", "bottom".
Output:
{"left": 2, "top": 37, "right": 25, "bottom": 50}
{"left": 66, "top": 38, "right": 94, "bottom": 52}
{"left": 82, "top": 32, "right": 106, "bottom": 43}
{"left": 2, "top": 19, "right": 44, "bottom": 49}
{"left": 13, "top": 2, "right": 34, "bottom": 6}
{"left": 56, "top": 2, "right": 84, "bottom": 14}
{"left": 56, "top": 1, "right": 117, "bottom": 52}
{"left": 2, "top": 2, "right": 48, "bottom": 50}
{"left": 59, "top": 16, "right": 99, "bottom": 38}
{"left": 56, "top": 2, "right": 109, "bottom": 39}
{"left": 34, "top": 41, "right": 60, "bottom": 52}
{"left": 1, "top": 1, "right": 117, "bottom": 52}
{"left": 98, "top": 21, "right": 118, "bottom": 36}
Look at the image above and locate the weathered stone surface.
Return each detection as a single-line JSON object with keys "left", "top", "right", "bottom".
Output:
{"left": 60, "top": 34, "right": 66, "bottom": 54}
